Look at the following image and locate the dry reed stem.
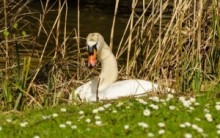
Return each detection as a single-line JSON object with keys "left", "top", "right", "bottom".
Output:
{"left": 62, "top": 0, "right": 68, "bottom": 59}
{"left": 109, "top": 0, "right": 119, "bottom": 50}
{"left": 53, "top": 0, "right": 62, "bottom": 60}
{"left": 37, "top": 0, "right": 49, "bottom": 37}
{"left": 26, "top": 0, "right": 66, "bottom": 95}
{"left": 77, "top": 0, "right": 81, "bottom": 79}
{"left": 3, "top": 0, "right": 9, "bottom": 80}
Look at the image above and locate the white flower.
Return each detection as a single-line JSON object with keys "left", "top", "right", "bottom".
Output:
{"left": 6, "top": 119, "right": 12, "bottom": 123}
{"left": 158, "top": 129, "right": 165, "bottom": 135}
{"left": 59, "top": 124, "right": 66, "bottom": 128}
{"left": 60, "top": 108, "right": 67, "bottom": 112}
{"left": 167, "top": 94, "right": 174, "bottom": 99}
{"left": 205, "top": 113, "right": 213, "bottom": 122}
{"left": 20, "top": 122, "right": 28, "bottom": 127}
{"left": 197, "top": 127, "right": 204, "bottom": 133}
{"left": 42, "top": 115, "right": 50, "bottom": 120}
{"left": 71, "top": 125, "right": 77, "bottom": 130}
{"left": 52, "top": 113, "right": 58, "bottom": 118}
{"left": 160, "top": 99, "right": 166, "bottom": 103}
{"left": 147, "top": 132, "right": 154, "bottom": 137}
{"left": 194, "top": 102, "right": 200, "bottom": 106}
{"left": 0, "top": 126, "right": 2, "bottom": 131}
{"left": 216, "top": 102, "right": 220, "bottom": 105}
{"left": 158, "top": 122, "right": 165, "bottom": 128}
{"left": 66, "top": 121, "right": 72, "bottom": 125}
{"left": 149, "top": 96, "right": 160, "bottom": 102}
{"left": 98, "top": 107, "right": 105, "bottom": 112}
{"left": 78, "top": 115, "right": 84, "bottom": 120}
{"left": 184, "top": 122, "right": 191, "bottom": 127}
{"left": 179, "top": 124, "right": 186, "bottom": 128}
{"left": 95, "top": 120, "right": 102, "bottom": 126}
{"left": 182, "top": 100, "right": 191, "bottom": 108}
{"left": 112, "top": 110, "right": 117, "bottom": 113}
{"left": 149, "top": 104, "right": 159, "bottom": 110}
{"left": 116, "top": 102, "right": 124, "bottom": 107}
{"left": 166, "top": 94, "right": 174, "bottom": 101}
{"left": 169, "top": 105, "right": 176, "bottom": 110}
{"left": 124, "top": 125, "right": 129, "bottom": 130}
{"left": 189, "top": 107, "right": 194, "bottom": 110}
{"left": 103, "top": 103, "right": 112, "bottom": 108}
{"left": 126, "top": 106, "right": 130, "bottom": 109}
{"left": 33, "top": 135, "right": 40, "bottom": 138}
{"left": 138, "top": 122, "right": 148, "bottom": 128}
{"left": 143, "top": 108, "right": 151, "bottom": 116}
{"left": 215, "top": 105, "right": 220, "bottom": 111}
{"left": 204, "top": 108, "right": 209, "bottom": 113}
{"left": 92, "top": 109, "right": 99, "bottom": 114}
{"left": 94, "top": 115, "right": 101, "bottom": 120}
{"left": 216, "top": 124, "right": 220, "bottom": 129}
{"left": 85, "top": 118, "right": 91, "bottom": 123}
{"left": 189, "top": 97, "right": 196, "bottom": 103}
{"left": 217, "top": 130, "right": 220, "bottom": 135}
{"left": 179, "top": 96, "right": 185, "bottom": 102}
{"left": 195, "top": 118, "right": 201, "bottom": 121}
{"left": 136, "top": 98, "right": 147, "bottom": 105}
{"left": 184, "top": 133, "right": 192, "bottom": 138}
{"left": 192, "top": 124, "right": 199, "bottom": 130}
{"left": 79, "top": 110, "right": 84, "bottom": 115}
{"left": 178, "top": 96, "right": 192, "bottom": 108}
{"left": 93, "top": 107, "right": 105, "bottom": 114}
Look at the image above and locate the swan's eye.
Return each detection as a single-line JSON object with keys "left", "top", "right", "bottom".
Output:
{"left": 88, "top": 43, "right": 97, "bottom": 55}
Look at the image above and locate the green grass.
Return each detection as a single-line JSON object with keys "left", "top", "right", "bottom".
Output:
{"left": 0, "top": 91, "right": 220, "bottom": 138}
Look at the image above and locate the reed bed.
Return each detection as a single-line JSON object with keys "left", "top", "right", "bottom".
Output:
{"left": 0, "top": 0, "right": 219, "bottom": 111}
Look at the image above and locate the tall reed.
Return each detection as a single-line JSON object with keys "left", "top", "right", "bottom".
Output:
{"left": 0, "top": 0, "right": 219, "bottom": 111}
{"left": 116, "top": 0, "right": 219, "bottom": 92}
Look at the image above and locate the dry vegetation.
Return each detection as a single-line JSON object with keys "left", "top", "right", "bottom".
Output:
{"left": 0, "top": 0, "right": 219, "bottom": 111}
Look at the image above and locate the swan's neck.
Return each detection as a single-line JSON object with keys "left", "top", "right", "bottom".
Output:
{"left": 98, "top": 44, "right": 118, "bottom": 91}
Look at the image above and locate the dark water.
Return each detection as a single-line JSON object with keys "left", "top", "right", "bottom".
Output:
{"left": 9, "top": 1, "right": 130, "bottom": 76}
{"left": 1, "top": 1, "right": 174, "bottom": 71}
{"left": 29, "top": 1, "right": 129, "bottom": 49}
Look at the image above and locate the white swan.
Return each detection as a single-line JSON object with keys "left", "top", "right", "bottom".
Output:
{"left": 69, "top": 33, "right": 171, "bottom": 102}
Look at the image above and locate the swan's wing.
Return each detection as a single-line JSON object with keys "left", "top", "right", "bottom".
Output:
{"left": 71, "top": 81, "right": 93, "bottom": 102}
{"left": 87, "top": 80, "right": 159, "bottom": 101}
{"left": 103, "top": 80, "right": 158, "bottom": 97}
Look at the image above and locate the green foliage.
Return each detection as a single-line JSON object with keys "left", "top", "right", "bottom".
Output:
{"left": 191, "top": 69, "right": 202, "bottom": 92}
{"left": 21, "top": 31, "right": 26, "bottom": 37}
{"left": 13, "top": 22, "right": 18, "bottom": 29}
{"left": 1, "top": 81, "right": 13, "bottom": 110}
{"left": 0, "top": 92, "right": 220, "bottom": 137}
{"left": 3, "top": 30, "right": 9, "bottom": 38}
{"left": 0, "top": 19, "right": 31, "bottom": 110}
{"left": 13, "top": 57, "right": 31, "bottom": 110}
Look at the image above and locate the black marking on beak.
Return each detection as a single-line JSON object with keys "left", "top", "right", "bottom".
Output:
{"left": 88, "top": 43, "right": 97, "bottom": 55}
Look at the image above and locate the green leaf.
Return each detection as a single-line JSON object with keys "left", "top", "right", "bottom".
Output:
{"left": 13, "top": 22, "right": 18, "bottom": 29}
{"left": 22, "top": 31, "right": 26, "bottom": 37}
{"left": 3, "top": 30, "right": 9, "bottom": 37}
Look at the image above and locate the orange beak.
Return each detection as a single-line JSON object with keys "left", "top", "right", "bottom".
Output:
{"left": 88, "top": 49, "right": 97, "bottom": 68}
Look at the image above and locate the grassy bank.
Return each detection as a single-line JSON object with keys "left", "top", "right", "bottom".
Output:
{"left": 0, "top": 91, "right": 220, "bottom": 137}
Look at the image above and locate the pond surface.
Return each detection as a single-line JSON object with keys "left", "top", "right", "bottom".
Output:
{"left": 29, "top": 1, "right": 129, "bottom": 49}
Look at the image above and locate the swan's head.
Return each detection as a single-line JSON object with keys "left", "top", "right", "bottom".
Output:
{"left": 86, "top": 33, "right": 105, "bottom": 68}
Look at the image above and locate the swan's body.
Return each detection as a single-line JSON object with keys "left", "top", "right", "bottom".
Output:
{"left": 69, "top": 33, "right": 171, "bottom": 102}
{"left": 75, "top": 79, "right": 159, "bottom": 102}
